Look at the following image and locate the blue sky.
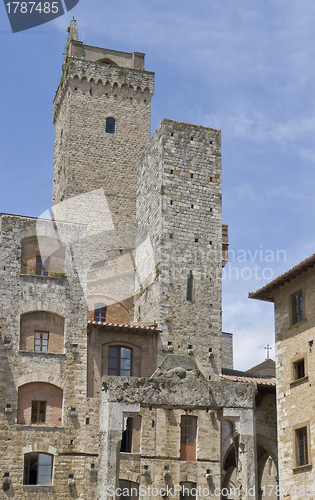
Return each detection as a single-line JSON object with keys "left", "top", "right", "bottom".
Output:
{"left": 1, "top": 0, "right": 315, "bottom": 370}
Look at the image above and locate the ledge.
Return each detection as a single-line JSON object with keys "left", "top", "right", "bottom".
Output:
{"left": 288, "top": 318, "right": 307, "bottom": 331}
{"left": 16, "top": 424, "right": 64, "bottom": 432}
{"left": 290, "top": 376, "right": 309, "bottom": 388}
{"left": 22, "top": 485, "right": 54, "bottom": 492}
{"left": 19, "top": 350, "right": 66, "bottom": 359}
{"left": 293, "top": 463, "right": 312, "bottom": 474}
{"left": 20, "top": 273, "right": 67, "bottom": 282}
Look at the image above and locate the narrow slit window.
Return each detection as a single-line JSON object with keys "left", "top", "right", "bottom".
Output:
{"left": 296, "top": 427, "right": 308, "bottom": 467}
{"left": 292, "top": 291, "right": 303, "bottom": 324}
{"left": 187, "top": 271, "right": 193, "bottom": 302}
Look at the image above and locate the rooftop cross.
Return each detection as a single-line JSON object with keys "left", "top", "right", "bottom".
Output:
{"left": 265, "top": 344, "right": 272, "bottom": 359}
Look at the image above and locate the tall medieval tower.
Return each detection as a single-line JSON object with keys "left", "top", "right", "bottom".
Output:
{"left": 52, "top": 19, "right": 154, "bottom": 230}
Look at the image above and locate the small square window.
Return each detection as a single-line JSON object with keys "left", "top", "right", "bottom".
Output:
{"left": 24, "top": 453, "right": 53, "bottom": 485}
{"left": 293, "top": 359, "right": 305, "bottom": 380}
{"left": 292, "top": 291, "right": 303, "bottom": 324}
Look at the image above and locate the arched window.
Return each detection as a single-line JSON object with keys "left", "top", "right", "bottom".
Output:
{"left": 94, "top": 303, "right": 106, "bottom": 322}
{"left": 20, "top": 312, "right": 64, "bottom": 354}
{"left": 17, "top": 382, "right": 63, "bottom": 426}
{"left": 106, "top": 117, "right": 115, "bottom": 134}
{"left": 108, "top": 346, "right": 131, "bottom": 376}
{"left": 24, "top": 453, "right": 53, "bottom": 485}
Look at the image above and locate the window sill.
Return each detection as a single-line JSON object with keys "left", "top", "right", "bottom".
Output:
{"left": 290, "top": 376, "right": 309, "bottom": 388}
{"left": 22, "top": 485, "right": 54, "bottom": 492}
{"left": 19, "top": 350, "right": 66, "bottom": 359}
{"left": 289, "top": 318, "right": 307, "bottom": 330}
{"left": 16, "top": 424, "right": 64, "bottom": 432}
{"left": 293, "top": 464, "right": 312, "bottom": 474}
{"left": 20, "top": 273, "right": 67, "bottom": 280}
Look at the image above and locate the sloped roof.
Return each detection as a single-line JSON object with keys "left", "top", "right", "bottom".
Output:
{"left": 249, "top": 253, "right": 315, "bottom": 302}
{"left": 246, "top": 358, "right": 275, "bottom": 378}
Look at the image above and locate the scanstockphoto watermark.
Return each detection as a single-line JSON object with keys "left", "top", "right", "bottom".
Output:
{"left": 223, "top": 247, "right": 287, "bottom": 282}
{"left": 107, "top": 484, "right": 257, "bottom": 498}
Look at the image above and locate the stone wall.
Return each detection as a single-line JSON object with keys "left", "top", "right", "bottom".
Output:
{"left": 0, "top": 214, "right": 100, "bottom": 498}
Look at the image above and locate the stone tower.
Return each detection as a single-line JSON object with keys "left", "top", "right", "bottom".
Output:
{"left": 135, "top": 119, "right": 224, "bottom": 379}
{"left": 52, "top": 20, "right": 155, "bottom": 321}
{"left": 52, "top": 19, "right": 154, "bottom": 230}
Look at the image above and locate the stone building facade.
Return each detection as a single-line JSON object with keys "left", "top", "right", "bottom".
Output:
{"left": 250, "top": 254, "right": 315, "bottom": 500}
{"left": 0, "top": 20, "right": 277, "bottom": 500}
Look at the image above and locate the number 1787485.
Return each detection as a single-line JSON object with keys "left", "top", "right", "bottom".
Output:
{"left": 6, "top": 2, "right": 59, "bottom": 14}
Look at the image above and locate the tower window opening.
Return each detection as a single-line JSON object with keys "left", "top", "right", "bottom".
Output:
{"left": 187, "top": 271, "right": 193, "bottom": 302}
{"left": 106, "top": 117, "right": 115, "bottom": 134}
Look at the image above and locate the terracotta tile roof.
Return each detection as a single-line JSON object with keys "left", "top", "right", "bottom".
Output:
{"left": 87, "top": 320, "right": 160, "bottom": 332}
{"left": 249, "top": 253, "right": 315, "bottom": 302}
{"left": 221, "top": 373, "right": 276, "bottom": 386}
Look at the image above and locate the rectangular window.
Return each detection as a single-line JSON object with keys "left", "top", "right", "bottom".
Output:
{"left": 292, "top": 291, "right": 303, "bottom": 324}
{"left": 31, "top": 401, "right": 46, "bottom": 424}
{"left": 24, "top": 453, "right": 53, "bottom": 485}
{"left": 296, "top": 427, "right": 308, "bottom": 467}
{"left": 293, "top": 359, "right": 305, "bottom": 380}
{"left": 108, "top": 346, "right": 131, "bottom": 376}
{"left": 180, "top": 483, "right": 197, "bottom": 500}
{"left": 180, "top": 416, "right": 197, "bottom": 461}
{"left": 36, "top": 256, "right": 50, "bottom": 277}
{"left": 120, "top": 417, "right": 133, "bottom": 452}
{"left": 34, "top": 332, "right": 49, "bottom": 352}
{"left": 94, "top": 304, "right": 106, "bottom": 322}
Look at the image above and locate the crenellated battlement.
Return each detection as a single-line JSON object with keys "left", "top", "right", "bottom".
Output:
{"left": 53, "top": 59, "right": 154, "bottom": 123}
